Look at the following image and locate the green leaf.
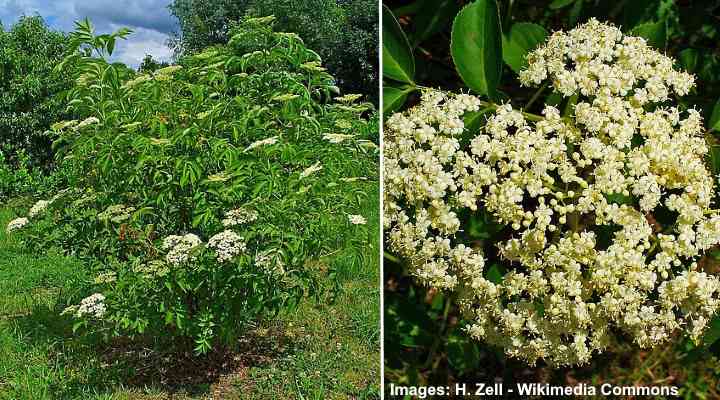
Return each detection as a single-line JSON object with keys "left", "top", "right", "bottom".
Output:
{"left": 622, "top": 0, "right": 660, "bottom": 29}
{"left": 383, "top": 85, "right": 416, "bottom": 114}
{"left": 549, "top": 0, "right": 575, "bottom": 9}
{"left": 451, "top": 0, "right": 503, "bottom": 98}
{"left": 107, "top": 36, "right": 116, "bottom": 56}
{"left": 708, "top": 145, "right": 720, "bottom": 177}
{"left": 502, "top": 23, "right": 547, "bottom": 73}
{"left": 447, "top": 331, "right": 481, "bottom": 372}
{"left": 631, "top": 20, "right": 667, "bottom": 49}
{"left": 412, "top": 0, "right": 459, "bottom": 45}
{"left": 467, "top": 208, "right": 502, "bottom": 239}
{"left": 568, "top": 0, "right": 584, "bottom": 27}
{"left": 382, "top": 5, "right": 415, "bottom": 84}
{"left": 545, "top": 91, "right": 563, "bottom": 107}
{"left": 702, "top": 316, "right": 720, "bottom": 347}
{"left": 679, "top": 48, "right": 700, "bottom": 73}
{"left": 708, "top": 99, "right": 720, "bottom": 132}
{"left": 463, "top": 107, "right": 492, "bottom": 133}
{"left": 485, "top": 263, "right": 504, "bottom": 284}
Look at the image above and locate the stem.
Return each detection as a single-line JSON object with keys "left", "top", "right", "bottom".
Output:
{"left": 424, "top": 296, "right": 452, "bottom": 369}
{"left": 568, "top": 211, "right": 580, "bottom": 233}
{"left": 476, "top": 99, "right": 544, "bottom": 122}
{"left": 504, "top": 0, "right": 514, "bottom": 32}
{"left": 525, "top": 82, "right": 548, "bottom": 111}
{"left": 384, "top": 251, "right": 402, "bottom": 264}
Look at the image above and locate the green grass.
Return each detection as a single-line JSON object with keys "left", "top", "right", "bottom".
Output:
{"left": 0, "top": 192, "right": 380, "bottom": 400}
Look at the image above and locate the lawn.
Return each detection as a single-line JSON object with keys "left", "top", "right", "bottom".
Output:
{"left": 0, "top": 191, "right": 380, "bottom": 400}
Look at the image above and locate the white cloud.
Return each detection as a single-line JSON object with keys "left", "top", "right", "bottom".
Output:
{"left": 111, "top": 26, "right": 173, "bottom": 67}
{"left": 1, "top": 0, "right": 176, "bottom": 69}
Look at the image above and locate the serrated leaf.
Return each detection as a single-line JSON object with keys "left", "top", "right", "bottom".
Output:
{"left": 382, "top": 5, "right": 415, "bottom": 84}
{"left": 451, "top": 0, "right": 503, "bottom": 98}
{"left": 502, "top": 22, "right": 547, "bottom": 73}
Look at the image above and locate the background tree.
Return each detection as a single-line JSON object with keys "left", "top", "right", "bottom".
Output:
{"left": 137, "top": 54, "right": 170, "bottom": 73}
{"left": 0, "top": 16, "right": 71, "bottom": 169}
{"left": 168, "top": 0, "right": 378, "bottom": 103}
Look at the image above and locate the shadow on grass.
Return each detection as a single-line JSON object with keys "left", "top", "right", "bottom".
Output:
{"left": 6, "top": 304, "right": 299, "bottom": 398}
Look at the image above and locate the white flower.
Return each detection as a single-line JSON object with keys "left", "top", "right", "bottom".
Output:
{"left": 133, "top": 260, "right": 170, "bottom": 277}
{"left": 222, "top": 207, "right": 258, "bottom": 227}
{"left": 98, "top": 204, "right": 136, "bottom": 223}
{"left": 335, "top": 94, "right": 363, "bottom": 103}
{"left": 6, "top": 217, "right": 28, "bottom": 233}
{"left": 154, "top": 65, "right": 182, "bottom": 76}
{"left": 94, "top": 271, "right": 117, "bottom": 284}
{"left": 28, "top": 200, "right": 50, "bottom": 218}
{"left": 75, "top": 293, "right": 106, "bottom": 318}
{"left": 300, "top": 161, "right": 323, "bottom": 179}
{"left": 255, "top": 248, "right": 285, "bottom": 275}
{"left": 244, "top": 136, "right": 279, "bottom": 152}
{"left": 323, "top": 133, "right": 355, "bottom": 143}
{"left": 384, "top": 20, "right": 716, "bottom": 367}
{"left": 208, "top": 230, "right": 246, "bottom": 263}
{"left": 163, "top": 233, "right": 203, "bottom": 265}
{"left": 122, "top": 74, "right": 151, "bottom": 89}
{"left": 348, "top": 214, "right": 367, "bottom": 225}
{"left": 75, "top": 117, "right": 100, "bottom": 129}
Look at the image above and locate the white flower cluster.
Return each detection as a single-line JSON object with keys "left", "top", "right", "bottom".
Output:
{"left": 384, "top": 20, "right": 720, "bottom": 367}
{"left": 519, "top": 18, "right": 694, "bottom": 102}
{"left": 76, "top": 116, "right": 100, "bottom": 130}
{"left": 133, "top": 260, "right": 170, "bottom": 277}
{"left": 323, "top": 133, "right": 355, "bottom": 144}
{"left": 98, "top": 204, "right": 136, "bottom": 223}
{"left": 300, "top": 161, "right": 323, "bottom": 179}
{"left": 222, "top": 207, "right": 259, "bottom": 227}
{"left": 6, "top": 217, "right": 28, "bottom": 233}
{"left": 75, "top": 293, "right": 106, "bottom": 318}
{"left": 245, "top": 136, "right": 279, "bottom": 152}
{"left": 348, "top": 214, "right": 367, "bottom": 225}
{"left": 123, "top": 74, "right": 151, "bottom": 89}
{"left": 208, "top": 230, "right": 246, "bottom": 262}
{"left": 335, "top": 94, "right": 363, "bottom": 103}
{"left": 163, "top": 233, "right": 203, "bottom": 266}
{"left": 94, "top": 271, "right": 117, "bottom": 284}
{"left": 255, "top": 248, "right": 286, "bottom": 275}
{"left": 7, "top": 194, "right": 68, "bottom": 233}
{"left": 28, "top": 200, "right": 50, "bottom": 218}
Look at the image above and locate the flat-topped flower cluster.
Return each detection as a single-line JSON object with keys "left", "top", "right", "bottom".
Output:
{"left": 384, "top": 20, "right": 720, "bottom": 366}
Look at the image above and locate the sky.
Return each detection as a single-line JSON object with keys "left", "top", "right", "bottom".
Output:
{"left": 0, "top": 0, "right": 178, "bottom": 68}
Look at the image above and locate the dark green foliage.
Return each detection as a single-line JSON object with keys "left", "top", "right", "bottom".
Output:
{"left": 168, "top": 0, "right": 252, "bottom": 55}
{"left": 137, "top": 54, "right": 170, "bottom": 74}
{"left": 0, "top": 16, "right": 70, "bottom": 170}
{"left": 168, "top": 0, "right": 379, "bottom": 103}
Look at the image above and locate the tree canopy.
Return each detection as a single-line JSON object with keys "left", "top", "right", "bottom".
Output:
{"left": 168, "top": 0, "right": 378, "bottom": 102}
{"left": 0, "top": 16, "right": 71, "bottom": 168}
